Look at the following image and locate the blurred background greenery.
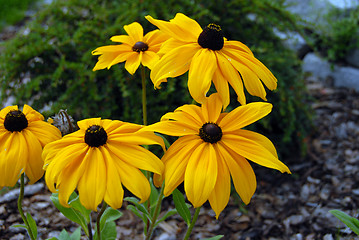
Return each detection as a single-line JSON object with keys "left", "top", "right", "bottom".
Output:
{"left": 0, "top": 0, "right": 314, "bottom": 158}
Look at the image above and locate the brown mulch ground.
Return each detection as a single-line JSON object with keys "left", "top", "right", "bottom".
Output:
{"left": 1, "top": 76, "right": 359, "bottom": 240}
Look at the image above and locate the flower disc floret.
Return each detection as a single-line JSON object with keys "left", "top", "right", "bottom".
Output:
{"left": 199, "top": 122, "right": 222, "bottom": 143}
{"left": 132, "top": 41, "right": 149, "bottom": 52}
{"left": 198, "top": 23, "right": 224, "bottom": 51}
{"left": 84, "top": 125, "right": 107, "bottom": 147}
{"left": 4, "top": 110, "right": 28, "bottom": 132}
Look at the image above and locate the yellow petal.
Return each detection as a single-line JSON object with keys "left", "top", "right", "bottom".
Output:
{"left": 105, "top": 143, "right": 163, "bottom": 175}
{"left": 27, "top": 121, "right": 61, "bottom": 147}
{"left": 77, "top": 148, "right": 107, "bottom": 211}
{"left": 109, "top": 131, "right": 165, "bottom": 150}
{"left": 123, "top": 22, "right": 144, "bottom": 43}
{"left": 23, "top": 104, "right": 44, "bottom": 121}
{"left": 217, "top": 52, "right": 246, "bottom": 105}
{"left": 0, "top": 133, "right": 26, "bottom": 187}
{"left": 143, "top": 29, "right": 170, "bottom": 50}
{"left": 22, "top": 131, "right": 44, "bottom": 184}
{"left": 44, "top": 143, "right": 88, "bottom": 192}
{"left": 224, "top": 40, "right": 254, "bottom": 56}
{"left": 188, "top": 49, "right": 217, "bottom": 104}
{"left": 141, "top": 51, "right": 160, "bottom": 69}
{"left": 102, "top": 148, "right": 124, "bottom": 209}
{"left": 221, "top": 134, "right": 291, "bottom": 173}
{"left": 110, "top": 35, "right": 134, "bottom": 45}
{"left": 0, "top": 105, "right": 18, "bottom": 119}
{"left": 150, "top": 43, "right": 200, "bottom": 88}
{"left": 124, "top": 52, "right": 141, "bottom": 75}
{"left": 141, "top": 121, "right": 197, "bottom": 137}
{"left": 208, "top": 146, "right": 231, "bottom": 218}
{"left": 213, "top": 70, "right": 230, "bottom": 110}
{"left": 220, "top": 102, "right": 272, "bottom": 131}
{"left": 174, "top": 104, "right": 205, "bottom": 124}
{"left": 221, "top": 49, "right": 267, "bottom": 100}
{"left": 77, "top": 118, "right": 102, "bottom": 130}
{"left": 56, "top": 148, "right": 89, "bottom": 208}
{"left": 185, "top": 143, "right": 218, "bottom": 207}
{"left": 145, "top": 13, "right": 202, "bottom": 42}
{"left": 162, "top": 136, "right": 202, "bottom": 196}
{"left": 201, "top": 93, "right": 222, "bottom": 123}
{"left": 236, "top": 129, "right": 278, "bottom": 158}
{"left": 114, "top": 158, "right": 150, "bottom": 203}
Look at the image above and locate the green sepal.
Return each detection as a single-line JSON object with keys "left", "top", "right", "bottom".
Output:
{"left": 330, "top": 210, "right": 359, "bottom": 235}
{"left": 172, "top": 188, "right": 191, "bottom": 225}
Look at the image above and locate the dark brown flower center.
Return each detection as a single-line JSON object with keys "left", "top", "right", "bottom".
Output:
{"left": 4, "top": 110, "right": 28, "bottom": 132}
{"left": 199, "top": 122, "right": 222, "bottom": 143}
{"left": 84, "top": 125, "right": 107, "bottom": 147}
{"left": 197, "top": 23, "right": 224, "bottom": 51}
{"left": 132, "top": 41, "right": 149, "bottom": 52}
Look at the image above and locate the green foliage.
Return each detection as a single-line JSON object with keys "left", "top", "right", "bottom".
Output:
{"left": 308, "top": 5, "right": 359, "bottom": 62}
{"left": 330, "top": 209, "right": 359, "bottom": 235}
{"left": 0, "top": 0, "right": 38, "bottom": 31}
{"left": 0, "top": 0, "right": 312, "bottom": 157}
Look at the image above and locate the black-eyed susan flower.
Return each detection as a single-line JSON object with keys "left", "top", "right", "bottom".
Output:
{"left": 43, "top": 118, "right": 165, "bottom": 211}
{"left": 141, "top": 93, "right": 290, "bottom": 218}
{"left": 92, "top": 22, "right": 169, "bottom": 74}
{"left": 0, "top": 105, "right": 61, "bottom": 188}
{"left": 146, "top": 13, "right": 277, "bottom": 109}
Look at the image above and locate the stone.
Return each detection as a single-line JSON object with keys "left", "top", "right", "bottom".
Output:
{"left": 346, "top": 48, "right": 359, "bottom": 68}
{"left": 333, "top": 66, "right": 359, "bottom": 91}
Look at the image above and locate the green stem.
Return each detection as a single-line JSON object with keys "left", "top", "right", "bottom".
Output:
{"left": 145, "top": 184, "right": 165, "bottom": 240}
{"left": 183, "top": 207, "right": 201, "bottom": 240}
{"left": 141, "top": 65, "right": 147, "bottom": 126}
{"left": 96, "top": 202, "right": 108, "bottom": 240}
{"left": 17, "top": 174, "right": 35, "bottom": 240}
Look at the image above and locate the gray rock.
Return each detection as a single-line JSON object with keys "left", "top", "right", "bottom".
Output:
{"left": 333, "top": 66, "right": 359, "bottom": 91}
{"left": 303, "top": 53, "right": 359, "bottom": 91}
{"left": 0, "top": 183, "right": 44, "bottom": 203}
{"left": 346, "top": 48, "right": 359, "bottom": 68}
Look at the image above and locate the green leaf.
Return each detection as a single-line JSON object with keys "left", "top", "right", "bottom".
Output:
{"left": 68, "top": 193, "right": 92, "bottom": 223}
{"left": 101, "top": 221, "right": 117, "bottom": 240}
{"left": 154, "top": 209, "right": 177, "bottom": 228}
{"left": 124, "top": 197, "right": 150, "bottom": 217}
{"left": 149, "top": 180, "right": 159, "bottom": 217}
{"left": 172, "top": 188, "right": 191, "bottom": 225}
{"left": 201, "top": 235, "right": 224, "bottom": 240}
{"left": 127, "top": 205, "right": 147, "bottom": 224}
{"left": 26, "top": 213, "right": 38, "bottom": 239}
{"left": 330, "top": 210, "right": 359, "bottom": 235}
{"left": 70, "top": 227, "right": 82, "bottom": 240}
{"left": 57, "top": 229, "right": 71, "bottom": 240}
{"left": 100, "top": 207, "right": 123, "bottom": 230}
{"left": 50, "top": 193, "right": 89, "bottom": 235}
{"left": 11, "top": 224, "right": 26, "bottom": 229}
{"left": 46, "top": 238, "right": 58, "bottom": 240}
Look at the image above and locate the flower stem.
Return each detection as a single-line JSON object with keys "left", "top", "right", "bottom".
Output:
{"left": 96, "top": 202, "right": 108, "bottom": 240}
{"left": 141, "top": 65, "right": 147, "bottom": 126}
{"left": 88, "top": 222, "right": 93, "bottom": 240}
{"left": 183, "top": 207, "right": 201, "bottom": 240}
{"left": 145, "top": 184, "right": 165, "bottom": 240}
{"left": 17, "top": 174, "right": 35, "bottom": 240}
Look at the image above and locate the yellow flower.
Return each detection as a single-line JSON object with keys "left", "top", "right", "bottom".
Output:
{"left": 141, "top": 93, "right": 290, "bottom": 218}
{"left": 92, "top": 22, "right": 169, "bottom": 74}
{"left": 0, "top": 105, "right": 61, "bottom": 188}
{"left": 43, "top": 118, "right": 165, "bottom": 211}
{"left": 146, "top": 13, "right": 277, "bottom": 109}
